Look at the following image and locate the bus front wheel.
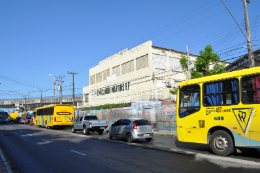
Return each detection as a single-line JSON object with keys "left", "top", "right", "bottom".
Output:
{"left": 210, "top": 130, "right": 234, "bottom": 156}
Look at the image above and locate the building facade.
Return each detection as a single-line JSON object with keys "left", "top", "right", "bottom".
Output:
{"left": 225, "top": 49, "right": 260, "bottom": 72}
{"left": 82, "top": 41, "right": 198, "bottom": 107}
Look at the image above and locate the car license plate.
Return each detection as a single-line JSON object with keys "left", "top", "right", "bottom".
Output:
{"left": 144, "top": 134, "right": 149, "bottom": 137}
{"left": 100, "top": 127, "right": 105, "bottom": 129}
{"left": 63, "top": 123, "right": 66, "bottom": 125}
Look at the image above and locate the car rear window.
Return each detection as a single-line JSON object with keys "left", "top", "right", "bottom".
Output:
{"left": 84, "top": 116, "right": 97, "bottom": 120}
{"left": 135, "top": 120, "right": 151, "bottom": 126}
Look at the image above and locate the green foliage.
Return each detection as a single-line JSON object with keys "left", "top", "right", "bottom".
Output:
{"left": 180, "top": 44, "right": 226, "bottom": 79}
{"left": 169, "top": 86, "right": 178, "bottom": 95}
{"left": 81, "top": 103, "right": 130, "bottom": 110}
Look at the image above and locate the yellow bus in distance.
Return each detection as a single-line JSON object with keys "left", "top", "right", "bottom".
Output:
{"left": 34, "top": 104, "right": 74, "bottom": 129}
{"left": 177, "top": 66, "right": 260, "bottom": 156}
{"left": 9, "top": 113, "right": 18, "bottom": 122}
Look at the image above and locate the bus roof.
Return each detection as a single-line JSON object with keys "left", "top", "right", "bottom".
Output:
{"left": 179, "top": 66, "right": 260, "bottom": 87}
{"left": 35, "top": 104, "right": 72, "bottom": 110}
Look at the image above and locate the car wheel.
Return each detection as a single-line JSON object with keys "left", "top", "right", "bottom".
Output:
{"left": 83, "top": 127, "right": 89, "bottom": 135}
{"left": 126, "top": 133, "right": 133, "bottom": 143}
{"left": 107, "top": 131, "right": 113, "bottom": 139}
{"left": 145, "top": 138, "right": 152, "bottom": 142}
{"left": 71, "top": 126, "right": 76, "bottom": 133}
{"left": 210, "top": 130, "right": 234, "bottom": 156}
{"left": 98, "top": 130, "right": 103, "bottom": 135}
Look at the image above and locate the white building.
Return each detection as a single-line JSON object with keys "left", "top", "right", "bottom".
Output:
{"left": 82, "top": 41, "right": 198, "bottom": 107}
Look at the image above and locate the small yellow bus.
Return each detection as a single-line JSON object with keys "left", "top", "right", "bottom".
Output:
{"left": 34, "top": 104, "right": 74, "bottom": 129}
{"left": 177, "top": 66, "right": 260, "bottom": 156}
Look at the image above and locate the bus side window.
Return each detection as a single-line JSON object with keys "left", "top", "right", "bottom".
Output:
{"left": 179, "top": 84, "right": 200, "bottom": 118}
{"left": 242, "top": 74, "right": 260, "bottom": 103}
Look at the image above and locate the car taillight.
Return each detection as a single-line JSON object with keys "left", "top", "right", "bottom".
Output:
{"left": 149, "top": 121, "right": 153, "bottom": 129}
{"left": 71, "top": 117, "right": 73, "bottom": 122}
{"left": 54, "top": 117, "right": 56, "bottom": 122}
{"left": 89, "top": 122, "right": 92, "bottom": 125}
{"left": 133, "top": 121, "right": 137, "bottom": 130}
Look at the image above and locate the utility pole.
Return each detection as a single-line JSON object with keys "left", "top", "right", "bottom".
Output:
{"left": 68, "top": 71, "right": 78, "bottom": 107}
{"left": 221, "top": 0, "right": 255, "bottom": 68}
{"left": 186, "top": 45, "right": 191, "bottom": 80}
{"left": 243, "top": 0, "right": 255, "bottom": 68}
{"left": 22, "top": 95, "right": 26, "bottom": 112}
{"left": 39, "top": 90, "right": 43, "bottom": 107}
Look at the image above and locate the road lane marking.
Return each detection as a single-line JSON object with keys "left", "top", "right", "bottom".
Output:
{"left": 71, "top": 150, "right": 86, "bottom": 156}
{"left": 43, "top": 139, "right": 50, "bottom": 143}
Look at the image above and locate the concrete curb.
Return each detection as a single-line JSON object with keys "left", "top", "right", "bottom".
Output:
{"left": 0, "top": 149, "right": 13, "bottom": 173}
{"left": 55, "top": 129, "right": 260, "bottom": 167}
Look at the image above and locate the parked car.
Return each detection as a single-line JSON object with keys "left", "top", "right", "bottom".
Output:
{"left": 106, "top": 118, "right": 154, "bottom": 143}
{"left": 72, "top": 115, "right": 107, "bottom": 135}
{"left": 0, "top": 112, "right": 8, "bottom": 123}
{"left": 19, "top": 118, "right": 26, "bottom": 124}
{"left": 14, "top": 117, "right": 21, "bottom": 123}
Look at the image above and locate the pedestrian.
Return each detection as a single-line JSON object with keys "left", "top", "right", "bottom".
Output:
{"left": 24, "top": 117, "right": 27, "bottom": 124}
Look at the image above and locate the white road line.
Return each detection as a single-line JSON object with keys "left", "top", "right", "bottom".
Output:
{"left": 43, "top": 139, "right": 50, "bottom": 143}
{"left": 28, "top": 134, "right": 33, "bottom": 136}
{"left": 71, "top": 150, "right": 86, "bottom": 156}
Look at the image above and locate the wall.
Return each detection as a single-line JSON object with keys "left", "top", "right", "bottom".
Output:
{"left": 76, "top": 100, "right": 177, "bottom": 130}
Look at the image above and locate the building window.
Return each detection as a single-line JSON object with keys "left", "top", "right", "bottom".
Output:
{"left": 112, "top": 65, "right": 120, "bottom": 77}
{"left": 90, "top": 75, "right": 95, "bottom": 85}
{"left": 170, "top": 57, "right": 182, "bottom": 70}
{"left": 136, "top": 55, "right": 148, "bottom": 70}
{"left": 122, "top": 60, "right": 134, "bottom": 75}
{"left": 96, "top": 72, "right": 102, "bottom": 83}
{"left": 152, "top": 54, "right": 167, "bottom": 68}
{"left": 103, "top": 69, "right": 110, "bottom": 81}
{"left": 84, "top": 94, "right": 89, "bottom": 102}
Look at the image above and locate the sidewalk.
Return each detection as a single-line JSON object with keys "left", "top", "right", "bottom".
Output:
{"left": 153, "top": 129, "right": 177, "bottom": 136}
{"left": 0, "top": 148, "right": 13, "bottom": 173}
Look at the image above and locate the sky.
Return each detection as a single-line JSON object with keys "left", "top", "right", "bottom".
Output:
{"left": 0, "top": 0, "right": 260, "bottom": 101}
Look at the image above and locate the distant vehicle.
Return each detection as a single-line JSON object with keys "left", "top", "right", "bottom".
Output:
{"left": 25, "top": 113, "right": 32, "bottom": 123}
{"left": 0, "top": 112, "right": 8, "bottom": 123}
{"left": 19, "top": 118, "right": 26, "bottom": 124}
{"left": 14, "top": 117, "right": 22, "bottom": 123}
{"left": 106, "top": 118, "right": 154, "bottom": 143}
{"left": 35, "top": 104, "right": 74, "bottom": 129}
{"left": 72, "top": 115, "right": 107, "bottom": 135}
{"left": 9, "top": 113, "right": 18, "bottom": 122}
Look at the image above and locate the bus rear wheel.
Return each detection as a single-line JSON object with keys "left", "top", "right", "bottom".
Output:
{"left": 210, "top": 130, "right": 234, "bottom": 156}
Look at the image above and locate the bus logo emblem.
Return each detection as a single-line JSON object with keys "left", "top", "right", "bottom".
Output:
{"left": 232, "top": 108, "right": 255, "bottom": 135}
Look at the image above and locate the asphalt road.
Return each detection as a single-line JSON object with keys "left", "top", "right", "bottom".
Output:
{"left": 0, "top": 123, "right": 260, "bottom": 173}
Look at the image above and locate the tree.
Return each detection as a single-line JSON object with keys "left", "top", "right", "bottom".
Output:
{"left": 169, "top": 44, "right": 226, "bottom": 96}
{"left": 180, "top": 44, "right": 226, "bottom": 79}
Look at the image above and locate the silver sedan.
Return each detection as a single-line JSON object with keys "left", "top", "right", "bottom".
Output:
{"left": 106, "top": 118, "right": 153, "bottom": 143}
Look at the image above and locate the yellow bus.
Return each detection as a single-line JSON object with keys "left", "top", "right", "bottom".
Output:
{"left": 177, "top": 66, "right": 260, "bottom": 156}
{"left": 9, "top": 113, "right": 18, "bottom": 122}
{"left": 34, "top": 104, "right": 74, "bottom": 129}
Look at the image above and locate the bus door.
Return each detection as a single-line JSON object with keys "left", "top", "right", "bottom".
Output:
{"left": 179, "top": 84, "right": 205, "bottom": 143}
